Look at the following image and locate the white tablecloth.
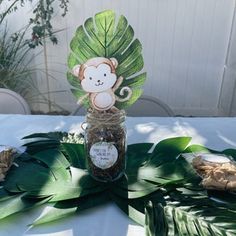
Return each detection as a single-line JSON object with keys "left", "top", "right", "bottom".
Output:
{"left": 0, "top": 115, "right": 235, "bottom": 236}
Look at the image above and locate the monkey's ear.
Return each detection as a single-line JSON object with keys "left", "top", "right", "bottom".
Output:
{"left": 72, "top": 65, "right": 81, "bottom": 77}
{"left": 110, "top": 58, "right": 118, "bottom": 68}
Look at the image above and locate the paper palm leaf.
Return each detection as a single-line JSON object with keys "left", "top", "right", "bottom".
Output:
{"left": 67, "top": 10, "right": 146, "bottom": 109}
{"left": 145, "top": 190, "right": 236, "bottom": 236}
{"left": 1, "top": 133, "right": 236, "bottom": 235}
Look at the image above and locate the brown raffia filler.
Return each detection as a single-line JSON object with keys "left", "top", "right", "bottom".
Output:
{"left": 0, "top": 147, "right": 16, "bottom": 182}
{"left": 84, "top": 109, "right": 126, "bottom": 182}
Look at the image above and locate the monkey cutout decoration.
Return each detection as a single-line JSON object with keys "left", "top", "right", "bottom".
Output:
{"left": 72, "top": 57, "right": 132, "bottom": 111}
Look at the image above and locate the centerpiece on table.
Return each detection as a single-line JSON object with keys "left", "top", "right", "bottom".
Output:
{"left": 1, "top": 10, "right": 236, "bottom": 236}
{"left": 67, "top": 10, "right": 146, "bottom": 181}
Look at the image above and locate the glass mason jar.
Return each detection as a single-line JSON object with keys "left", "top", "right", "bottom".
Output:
{"left": 84, "top": 109, "right": 126, "bottom": 182}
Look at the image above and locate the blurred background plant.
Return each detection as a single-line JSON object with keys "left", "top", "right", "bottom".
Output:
{"left": 0, "top": 0, "right": 69, "bottom": 48}
{"left": 0, "top": 0, "right": 70, "bottom": 114}
{"left": 0, "top": 25, "right": 37, "bottom": 105}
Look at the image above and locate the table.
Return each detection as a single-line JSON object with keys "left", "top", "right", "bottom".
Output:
{"left": 0, "top": 115, "right": 235, "bottom": 236}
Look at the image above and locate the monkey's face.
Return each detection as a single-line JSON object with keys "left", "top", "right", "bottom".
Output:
{"left": 81, "top": 63, "right": 117, "bottom": 93}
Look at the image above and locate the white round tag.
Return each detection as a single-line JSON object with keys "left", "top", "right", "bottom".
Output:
{"left": 89, "top": 142, "right": 118, "bottom": 169}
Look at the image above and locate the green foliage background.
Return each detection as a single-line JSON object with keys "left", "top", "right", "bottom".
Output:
{"left": 67, "top": 10, "right": 146, "bottom": 109}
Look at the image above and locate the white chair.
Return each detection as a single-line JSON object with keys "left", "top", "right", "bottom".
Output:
{"left": 0, "top": 88, "right": 31, "bottom": 114}
{"left": 126, "top": 95, "right": 174, "bottom": 117}
{"left": 71, "top": 95, "right": 174, "bottom": 117}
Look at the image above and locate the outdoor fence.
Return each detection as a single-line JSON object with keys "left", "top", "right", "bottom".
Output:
{"left": 5, "top": 0, "right": 236, "bottom": 116}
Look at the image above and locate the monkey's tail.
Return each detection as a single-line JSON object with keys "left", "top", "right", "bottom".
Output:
{"left": 115, "top": 86, "right": 132, "bottom": 102}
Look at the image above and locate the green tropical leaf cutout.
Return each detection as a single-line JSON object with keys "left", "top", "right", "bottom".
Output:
{"left": 164, "top": 199, "right": 236, "bottom": 236}
{"left": 2, "top": 133, "right": 236, "bottom": 235}
{"left": 67, "top": 10, "right": 146, "bottom": 109}
{"left": 3, "top": 150, "right": 106, "bottom": 202}
{"left": 32, "top": 192, "right": 110, "bottom": 226}
{"left": 145, "top": 201, "right": 168, "bottom": 236}
{"left": 0, "top": 193, "right": 51, "bottom": 220}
